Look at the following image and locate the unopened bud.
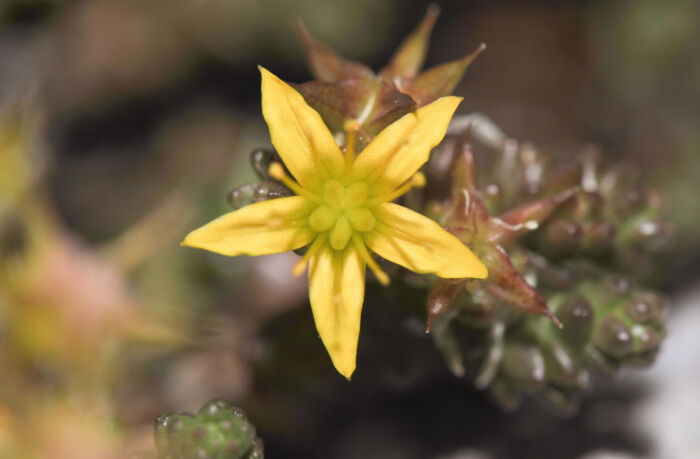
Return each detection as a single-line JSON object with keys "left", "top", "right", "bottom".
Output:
{"left": 554, "top": 295, "right": 593, "bottom": 348}
{"left": 593, "top": 316, "right": 633, "bottom": 359}
{"left": 500, "top": 343, "right": 546, "bottom": 392}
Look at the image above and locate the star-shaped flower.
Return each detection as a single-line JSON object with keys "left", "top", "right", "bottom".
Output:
{"left": 182, "top": 68, "right": 487, "bottom": 379}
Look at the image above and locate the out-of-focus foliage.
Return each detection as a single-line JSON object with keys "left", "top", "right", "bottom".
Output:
{"left": 588, "top": 0, "right": 700, "bottom": 256}
{"left": 0, "top": 116, "right": 193, "bottom": 458}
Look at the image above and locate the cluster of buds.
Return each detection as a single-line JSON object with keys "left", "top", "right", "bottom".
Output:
{"left": 429, "top": 122, "right": 672, "bottom": 280}
{"left": 432, "top": 254, "right": 666, "bottom": 413}
{"left": 154, "top": 399, "right": 263, "bottom": 459}
{"left": 229, "top": 7, "right": 672, "bottom": 410}
{"left": 423, "top": 117, "right": 670, "bottom": 411}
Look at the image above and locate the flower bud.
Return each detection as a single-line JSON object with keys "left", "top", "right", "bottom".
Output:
{"left": 500, "top": 343, "right": 546, "bottom": 393}
{"left": 630, "top": 290, "right": 666, "bottom": 321}
{"left": 537, "top": 217, "right": 581, "bottom": 257}
{"left": 553, "top": 294, "right": 594, "bottom": 348}
{"left": 580, "top": 221, "right": 615, "bottom": 255}
{"left": 592, "top": 315, "right": 633, "bottom": 359}
{"left": 541, "top": 340, "right": 587, "bottom": 389}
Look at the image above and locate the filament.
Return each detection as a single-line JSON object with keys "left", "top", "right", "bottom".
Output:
{"left": 292, "top": 233, "right": 328, "bottom": 276}
{"left": 343, "top": 120, "right": 361, "bottom": 175}
{"left": 352, "top": 233, "right": 389, "bottom": 285}
{"left": 268, "top": 163, "right": 322, "bottom": 204}
{"left": 367, "top": 172, "right": 426, "bottom": 206}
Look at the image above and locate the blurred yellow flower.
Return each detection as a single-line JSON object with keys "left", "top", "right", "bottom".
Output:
{"left": 0, "top": 121, "right": 33, "bottom": 212}
{"left": 183, "top": 67, "right": 487, "bottom": 379}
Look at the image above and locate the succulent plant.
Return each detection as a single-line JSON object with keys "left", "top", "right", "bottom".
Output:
{"left": 421, "top": 117, "right": 670, "bottom": 412}
{"left": 227, "top": 6, "right": 672, "bottom": 412}
{"left": 154, "top": 399, "right": 263, "bottom": 459}
{"left": 432, "top": 257, "right": 666, "bottom": 413}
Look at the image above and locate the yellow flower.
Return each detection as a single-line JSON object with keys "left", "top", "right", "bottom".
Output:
{"left": 183, "top": 67, "right": 487, "bottom": 379}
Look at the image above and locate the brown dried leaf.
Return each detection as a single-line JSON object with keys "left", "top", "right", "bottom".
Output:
{"left": 295, "top": 21, "right": 373, "bottom": 83}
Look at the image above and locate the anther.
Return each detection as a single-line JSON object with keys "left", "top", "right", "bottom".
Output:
{"left": 411, "top": 172, "right": 426, "bottom": 187}
{"left": 267, "top": 162, "right": 287, "bottom": 181}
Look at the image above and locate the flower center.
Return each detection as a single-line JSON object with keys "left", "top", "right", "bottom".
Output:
{"left": 308, "top": 179, "right": 376, "bottom": 250}
{"left": 265, "top": 120, "right": 427, "bottom": 285}
{"left": 268, "top": 160, "right": 426, "bottom": 255}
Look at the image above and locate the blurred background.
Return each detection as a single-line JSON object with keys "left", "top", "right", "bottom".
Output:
{"left": 0, "top": 0, "right": 699, "bottom": 458}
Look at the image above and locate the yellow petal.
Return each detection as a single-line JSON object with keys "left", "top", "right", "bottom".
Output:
{"left": 366, "top": 202, "right": 487, "bottom": 279}
{"left": 308, "top": 245, "right": 366, "bottom": 379}
{"left": 352, "top": 96, "right": 461, "bottom": 196}
{"left": 260, "top": 67, "right": 344, "bottom": 191}
{"left": 182, "top": 196, "right": 315, "bottom": 256}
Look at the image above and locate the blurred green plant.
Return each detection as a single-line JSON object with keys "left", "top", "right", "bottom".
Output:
{"left": 155, "top": 399, "right": 263, "bottom": 459}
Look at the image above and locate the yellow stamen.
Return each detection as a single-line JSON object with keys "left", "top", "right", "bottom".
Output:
{"left": 268, "top": 163, "right": 322, "bottom": 203}
{"left": 344, "top": 120, "right": 361, "bottom": 174}
{"left": 352, "top": 233, "right": 390, "bottom": 285}
{"left": 367, "top": 172, "right": 426, "bottom": 206}
{"left": 292, "top": 233, "right": 327, "bottom": 276}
